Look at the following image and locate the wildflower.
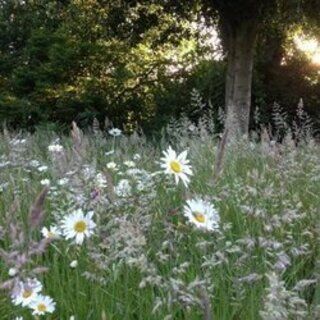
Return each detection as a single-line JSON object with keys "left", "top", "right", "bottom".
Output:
{"left": 115, "top": 179, "right": 131, "bottom": 197}
{"left": 108, "top": 128, "right": 122, "bottom": 137}
{"left": 29, "top": 294, "right": 56, "bottom": 316}
{"left": 70, "top": 260, "right": 78, "bottom": 268}
{"left": 30, "top": 160, "right": 40, "bottom": 167}
{"left": 8, "top": 268, "right": 18, "bottom": 277}
{"left": 40, "top": 179, "right": 50, "bottom": 186}
{"left": 58, "top": 178, "right": 69, "bottom": 185}
{"left": 126, "top": 168, "right": 144, "bottom": 177}
{"left": 95, "top": 173, "right": 107, "bottom": 188}
{"left": 106, "top": 162, "right": 118, "bottom": 170}
{"left": 48, "top": 144, "right": 63, "bottom": 153}
{"left": 124, "top": 160, "right": 135, "bottom": 168}
{"left": 61, "top": 209, "right": 96, "bottom": 245}
{"left": 160, "top": 146, "right": 193, "bottom": 187}
{"left": 133, "top": 153, "right": 141, "bottom": 161}
{"left": 41, "top": 225, "right": 61, "bottom": 239}
{"left": 90, "top": 188, "right": 101, "bottom": 200}
{"left": 188, "top": 124, "right": 197, "bottom": 132}
{"left": 10, "top": 138, "right": 26, "bottom": 146}
{"left": 183, "top": 198, "right": 220, "bottom": 231}
{"left": 12, "top": 278, "right": 42, "bottom": 307}
{"left": 38, "top": 165, "right": 48, "bottom": 172}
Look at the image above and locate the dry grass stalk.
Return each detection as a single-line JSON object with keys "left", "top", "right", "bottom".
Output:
{"left": 28, "top": 187, "right": 49, "bottom": 230}
{"left": 71, "top": 121, "right": 87, "bottom": 160}
{"left": 199, "top": 288, "right": 213, "bottom": 320}
{"left": 103, "top": 170, "right": 117, "bottom": 203}
{"left": 212, "top": 128, "right": 228, "bottom": 185}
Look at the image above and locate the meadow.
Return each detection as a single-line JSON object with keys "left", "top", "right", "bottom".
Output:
{"left": 0, "top": 119, "right": 319, "bottom": 320}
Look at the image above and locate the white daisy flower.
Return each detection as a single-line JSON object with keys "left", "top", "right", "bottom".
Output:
{"left": 41, "top": 225, "right": 61, "bottom": 239}
{"left": 61, "top": 209, "right": 96, "bottom": 245}
{"left": 12, "top": 278, "right": 42, "bottom": 307}
{"left": 48, "top": 144, "right": 63, "bottom": 153}
{"left": 133, "top": 153, "right": 141, "bottom": 161}
{"left": 183, "top": 198, "right": 220, "bottom": 231}
{"left": 124, "top": 160, "right": 135, "bottom": 168}
{"left": 70, "top": 260, "right": 78, "bottom": 268}
{"left": 160, "top": 146, "right": 193, "bottom": 187}
{"left": 40, "top": 179, "right": 51, "bottom": 186}
{"left": 58, "top": 178, "right": 69, "bottom": 185}
{"left": 8, "top": 268, "right": 18, "bottom": 277}
{"left": 108, "top": 128, "right": 122, "bottom": 137}
{"left": 38, "top": 165, "right": 48, "bottom": 172}
{"left": 106, "top": 162, "right": 118, "bottom": 170}
{"left": 29, "top": 294, "right": 56, "bottom": 315}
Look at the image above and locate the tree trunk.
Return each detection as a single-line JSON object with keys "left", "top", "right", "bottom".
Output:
{"left": 224, "top": 21, "right": 258, "bottom": 139}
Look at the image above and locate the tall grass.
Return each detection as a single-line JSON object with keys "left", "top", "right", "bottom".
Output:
{"left": 0, "top": 113, "right": 319, "bottom": 319}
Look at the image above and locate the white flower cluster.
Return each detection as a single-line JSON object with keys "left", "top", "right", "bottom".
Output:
{"left": 160, "top": 146, "right": 220, "bottom": 231}
{"left": 11, "top": 278, "right": 55, "bottom": 316}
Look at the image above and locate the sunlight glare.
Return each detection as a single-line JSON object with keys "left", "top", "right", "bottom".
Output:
{"left": 294, "top": 35, "right": 320, "bottom": 65}
{"left": 311, "top": 52, "right": 320, "bottom": 65}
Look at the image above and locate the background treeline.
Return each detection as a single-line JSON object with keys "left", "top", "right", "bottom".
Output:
{"left": 0, "top": 0, "right": 319, "bottom": 134}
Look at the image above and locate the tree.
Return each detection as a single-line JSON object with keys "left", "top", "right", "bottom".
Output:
{"left": 0, "top": 0, "right": 198, "bottom": 130}
{"left": 199, "top": 0, "right": 320, "bottom": 138}
{"left": 1, "top": 0, "right": 320, "bottom": 134}
{"left": 200, "top": 1, "right": 278, "bottom": 138}
{"left": 163, "top": 0, "right": 279, "bottom": 137}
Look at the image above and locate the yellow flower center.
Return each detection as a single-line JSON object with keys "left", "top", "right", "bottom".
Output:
{"left": 170, "top": 160, "right": 182, "bottom": 173}
{"left": 22, "top": 290, "right": 32, "bottom": 299}
{"left": 37, "top": 303, "right": 47, "bottom": 312}
{"left": 74, "top": 220, "right": 87, "bottom": 233}
{"left": 47, "top": 231, "right": 54, "bottom": 238}
{"left": 194, "top": 212, "right": 205, "bottom": 223}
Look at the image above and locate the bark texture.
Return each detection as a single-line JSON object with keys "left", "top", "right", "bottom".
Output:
{"left": 224, "top": 20, "right": 258, "bottom": 138}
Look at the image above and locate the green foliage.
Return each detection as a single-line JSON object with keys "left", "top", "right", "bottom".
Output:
{"left": 0, "top": 0, "right": 320, "bottom": 134}
{"left": 255, "top": 21, "right": 320, "bottom": 128}
{"left": 0, "top": 0, "right": 206, "bottom": 132}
